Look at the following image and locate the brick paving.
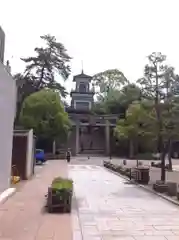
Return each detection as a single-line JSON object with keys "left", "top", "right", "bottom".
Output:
{"left": 69, "top": 163, "right": 179, "bottom": 240}
{"left": 0, "top": 160, "right": 73, "bottom": 240}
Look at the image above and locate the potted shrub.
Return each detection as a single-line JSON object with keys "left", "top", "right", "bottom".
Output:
{"left": 120, "top": 167, "right": 126, "bottom": 175}
{"left": 122, "top": 167, "right": 130, "bottom": 177}
{"left": 104, "top": 161, "right": 112, "bottom": 169}
{"left": 47, "top": 177, "right": 73, "bottom": 213}
{"left": 116, "top": 165, "right": 122, "bottom": 173}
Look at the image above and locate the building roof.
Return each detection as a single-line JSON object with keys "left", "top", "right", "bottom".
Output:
{"left": 73, "top": 71, "right": 92, "bottom": 82}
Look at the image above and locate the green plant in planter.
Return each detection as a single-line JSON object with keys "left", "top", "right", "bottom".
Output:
{"left": 124, "top": 168, "right": 131, "bottom": 176}
{"left": 52, "top": 177, "right": 73, "bottom": 190}
{"left": 47, "top": 177, "right": 73, "bottom": 213}
{"left": 116, "top": 166, "right": 122, "bottom": 172}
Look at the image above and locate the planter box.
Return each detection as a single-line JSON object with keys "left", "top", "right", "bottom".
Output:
{"left": 153, "top": 182, "right": 168, "bottom": 193}
{"left": 177, "top": 192, "right": 179, "bottom": 200}
{"left": 47, "top": 187, "right": 72, "bottom": 213}
{"left": 134, "top": 167, "right": 150, "bottom": 185}
{"left": 110, "top": 163, "right": 119, "bottom": 171}
{"left": 167, "top": 182, "right": 177, "bottom": 196}
{"left": 116, "top": 166, "right": 122, "bottom": 172}
{"left": 103, "top": 161, "right": 112, "bottom": 169}
{"left": 120, "top": 169, "right": 126, "bottom": 175}
{"left": 130, "top": 169, "right": 136, "bottom": 180}
{"left": 124, "top": 168, "right": 131, "bottom": 177}
{"left": 111, "top": 165, "right": 117, "bottom": 171}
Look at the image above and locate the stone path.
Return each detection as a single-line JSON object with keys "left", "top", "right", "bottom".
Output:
{"left": 110, "top": 158, "right": 179, "bottom": 184}
{"left": 1, "top": 158, "right": 179, "bottom": 240}
{"left": 0, "top": 160, "right": 72, "bottom": 240}
{"left": 69, "top": 164, "right": 179, "bottom": 240}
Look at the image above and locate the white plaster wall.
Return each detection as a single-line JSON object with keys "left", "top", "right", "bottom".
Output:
{"left": 0, "top": 62, "right": 16, "bottom": 192}
{"left": 26, "top": 129, "right": 34, "bottom": 179}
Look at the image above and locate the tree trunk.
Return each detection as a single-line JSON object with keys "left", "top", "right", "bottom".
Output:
{"left": 166, "top": 79, "right": 172, "bottom": 171}
{"left": 136, "top": 159, "right": 139, "bottom": 167}
{"left": 168, "top": 139, "right": 173, "bottom": 171}
{"left": 37, "top": 66, "right": 45, "bottom": 89}
{"left": 136, "top": 138, "right": 139, "bottom": 167}
{"left": 52, "top": 140, "right": 56, "bottom": 155}
{"left": 129, "top": 139, "right": 134, "bottom": 159}
{"left": 154, "top": 63, "right": 165, "bottom": 180}
{"left": 161, "top": 142, "right": 167, "bottom": 182}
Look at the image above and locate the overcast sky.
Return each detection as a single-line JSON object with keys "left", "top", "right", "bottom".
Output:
{"left": 1, "top": 0, "right": 179, "bottom": 95}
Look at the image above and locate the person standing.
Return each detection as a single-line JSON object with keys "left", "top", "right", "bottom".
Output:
{"left": 66, "top": 149, "right": 71, "bottom": 163}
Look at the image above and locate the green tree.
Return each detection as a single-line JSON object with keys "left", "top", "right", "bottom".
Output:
{"left": 114, "top": 101, "right": 155, "bottom": 159}
{"left": 19, "top": 89, "right": 71, "bottom": 142}
{"left": 137, "top": 52, "right": 169, "bottom": 181}
{"left": 15, "top": 34, "right": 71, "bottom": 125}
{"left": 92, "top": 69, "right": 128, "bottom": 100}
{"left": 163, "top": 68, "right": 179, "bottom": 171}
{"left": 137, "top": 52, "right": 179, "bottom": 176}
{"left": 117, "top": 84, "right": 141, "bottom": 109}
{"left": 161, "top": 96, "right": 179, "bottom": 170}
{"left": 21, "top": 34, "right": 71, "bottom": 97}
{"left": 15, "top": 73, "right": 38, "bottom": 125}
{"left": 92, "top": 83, "right": 141, "bottom": 115}
{"left": 91, "top": 101, "right": 107, "bottom": 114}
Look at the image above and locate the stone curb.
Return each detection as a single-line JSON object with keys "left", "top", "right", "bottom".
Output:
{"left": 0, "top": 187, "right": 16, "bottom": 204}
{"left": 105, "top": 167, "right": 179, "bottom": 207}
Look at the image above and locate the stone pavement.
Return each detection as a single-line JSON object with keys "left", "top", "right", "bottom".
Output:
{"left": 69, "top": 164, "right": 179, "bottom": 240}
{"left": 71, "top": 156, "right": 104, "bottom": 166}
{"left": 0, "top": 160, "right": 73, "bottom": 240}
{"left": 71, "top": 156, "right": 179, "bottom": 184}
{"left": 110, "top": 158, "right": 179, "bottom": 184}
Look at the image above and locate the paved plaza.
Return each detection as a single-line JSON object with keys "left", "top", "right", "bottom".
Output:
{"left": 0, "top": 158, "right": 179, "bottom": 239}
{"left": 70, "top": 162, "right": 179, "bottom": 240}
{"left": 0, "top": 161, "right": 72, "bottom": 240}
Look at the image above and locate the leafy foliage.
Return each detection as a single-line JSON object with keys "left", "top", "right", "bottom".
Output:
{"left": 161, "top": 97, "right": 179, "bottom": 141}
{"left": 15, "top": 73, "right": 39, "bottom": 124}
{"left": 15, "top": 34, "right": 71, "bottom": 125}
{"left": 52, "top": 177, "right": 73, "bottom": 190}
{"left": 115, "top": 101, "right": 155, "bottom": 139}
{"left": 92, "top": 69, "right": 128, "bottom": 100}
{"left": 19, "top": 89, "right": 71, "bottom": 140}
{"left": 92, "top": 83, "right": 141, "bottom": 115}
{"left": 114, "top": 101, "right": 158, "bottom": 158}
{"left": 137, "top": 52, "right": 167, "bottom": 100}
{"left": 114, "top": 52, "right": 179, "bottom": 175}
{"left": 21, "top": 34, "right": 71, "bottom": 97}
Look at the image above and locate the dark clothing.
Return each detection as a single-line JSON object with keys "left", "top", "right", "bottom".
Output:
{"left": 66, "top": 151, "right": 71, "bottom": 162}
